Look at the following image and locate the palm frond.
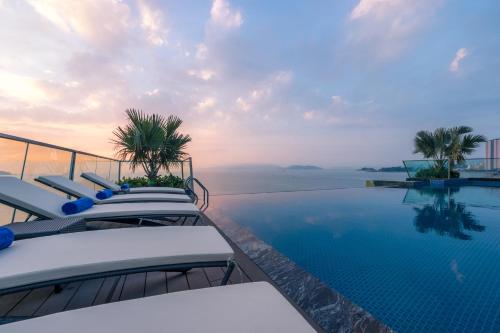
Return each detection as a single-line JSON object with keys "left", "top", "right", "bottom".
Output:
{"left": 111, "top": 110, "right": 191, "bottom": 180}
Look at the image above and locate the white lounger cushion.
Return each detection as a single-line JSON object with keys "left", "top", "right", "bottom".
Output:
{"left": 0, "top": 176, "right": 66, "bottom": 219}
{"left": 37, "top": 175, "right": 193, "bottom": 203}
{"left": 0, "top": 176, "right": 198, "bottom": 219}
{"left": 81, "top": 172, "right": 186, "bottom": 194}
{"left": 128, "top": 187, "right": 186, "bottom": 194}
{"left": 0, "top": 226, "right": 233, "bottom": 291}
{"left": 71, "top": 201, "right": 199, "bottom": 219}
{"left": 98, "top": 192, "right": 192, "bottom": 203}
{"left": 0, "top": 282, "right": 316, "bottom": 333}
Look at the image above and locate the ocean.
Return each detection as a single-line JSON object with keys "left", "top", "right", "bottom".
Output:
{"left": 195, "top": 168, "right": 407, "bottom": 196}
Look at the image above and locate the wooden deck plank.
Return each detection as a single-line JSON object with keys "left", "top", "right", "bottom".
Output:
{"left": 7, "top": 287, "right": 53, "bottom": 317}
{"left": 65, "top": 279, "right": 104, "bottom": 311}
{"left": 119, "top": 273, "right": 146, "bottom": 301}
{"left": 203, "top": 267, "right": 225, "bottom": 284}
{"left": 0, "top": 291, "right": 30, "bottom": 316}
{"left": 93, "top": 276, "right": 121, "bottom": 305}
{"left": 185, "top": 268, "right": 211, "bottom": 290}
{"left": 34, "top": 282, "right": 81, "bottom": 316}
{"left": 166, "top": 272, "right": 189, "bottom": 293}
{"left": 109, "top": 275, "right": 126, "bottom": 302}
{"left": 144, "top": 272, "right": 167, "bottom": 297}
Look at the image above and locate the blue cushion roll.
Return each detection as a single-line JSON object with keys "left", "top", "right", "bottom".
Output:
{"left": 121, "top": 183, "right": 130, "bottom": 191}
{"left": 62, "top": 197, "right": 94, "bottom": 215}
{"left": 0, "top": 227, "right": 14, "bottom": 250}
{"left": 96, "top": 188, "right": 113, "bottom": 200}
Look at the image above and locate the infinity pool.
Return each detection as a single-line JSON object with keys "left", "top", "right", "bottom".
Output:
{"left": 206, "top": 186, "right": 500, "bottom": 333}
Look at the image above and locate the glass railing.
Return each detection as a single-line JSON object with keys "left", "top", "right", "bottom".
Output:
{"left": 403, "top": 158, "right": 500, "bottom": 178}
{"left": 119, "top": 158, "right": 192, "bottom": 180}
{"left": 119, "top": 157, "right": 194, "bottom": 192}
{"left": 0, "top": 133, "right": 193, "bottom": 225}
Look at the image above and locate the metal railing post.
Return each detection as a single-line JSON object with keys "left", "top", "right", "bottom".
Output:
{"left": 189, "top": 157, "right": 194, "bottom": 191}
{"left": 69, "top": 152, "right": 76, "bottom": 180}
{"left": 118, "top": 161, "right": 122, "bottom": 182}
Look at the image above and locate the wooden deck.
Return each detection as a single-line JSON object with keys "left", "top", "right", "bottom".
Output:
{"left": 0, "top": 217, "right": 324, "bottom": 332}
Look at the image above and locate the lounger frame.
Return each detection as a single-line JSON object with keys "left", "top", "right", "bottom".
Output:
{"left": 0, "top": 197, "right": 201, "bottom": 226}
{"left": 81, "top": 172, "right": 187, "bottom": 194}
{"left": 0, "top": 260, "right": 235, "bottom": 296}
{"left": 34, "top": 176, "right": 195, "bottom": 204}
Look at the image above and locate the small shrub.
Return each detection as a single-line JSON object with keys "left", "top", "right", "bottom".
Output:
{"left": 415, "top": 167, "right": 459, "bottom": 179}
{"left": 118, "top": 174, "right": 185, "bottom": 188}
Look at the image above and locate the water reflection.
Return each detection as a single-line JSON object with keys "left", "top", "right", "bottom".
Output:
{"left": 405, "top": 188, "right": 485, "bottom": 240}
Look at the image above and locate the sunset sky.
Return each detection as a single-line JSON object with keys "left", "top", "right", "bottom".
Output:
{"left": 0, "top": 0, "right": 499, "bottom": 167}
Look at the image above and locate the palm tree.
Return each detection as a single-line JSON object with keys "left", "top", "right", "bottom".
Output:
{"left": 446, "top": 126, "right": 486, "bottom": 176}
{"left": 413, "top": 126, "right": 486, "bottom": 178}
{"left": 414, "top": 127, "right": 449, "bottom": 173}
{"left": 112, "top": 109, "right": 191, "bottom": 182}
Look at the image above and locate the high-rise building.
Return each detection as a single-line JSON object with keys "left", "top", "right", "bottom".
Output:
{"left": 486, "top": 138, "right": 500, "bottom": 169}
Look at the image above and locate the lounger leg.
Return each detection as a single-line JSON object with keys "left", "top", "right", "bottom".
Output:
{"left": 221, "top": 261, "right": 235, "bottom": 286}
{"left": 193, "top": 215, "right": 200, "bottom": 226}
{"left": 54, "top": 284, "right": 63, "bottom": 293}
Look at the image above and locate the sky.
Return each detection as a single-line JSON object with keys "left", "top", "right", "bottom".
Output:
{"left": 0, "top": 0, "right": 499, "bottom": 168}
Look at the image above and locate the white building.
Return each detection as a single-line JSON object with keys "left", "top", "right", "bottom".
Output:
{"left": 486, "top": 138, "right": 500, "bottom": 169}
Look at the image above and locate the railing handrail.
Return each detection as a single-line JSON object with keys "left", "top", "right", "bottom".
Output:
{"left": 187, "top": 176, "right": 209, "bottom": 211}
{"left": 404, "top": 157, "right": 500, "bottom": 162}
{"left": 0, "top": 132, "right": 192, "bottom": 163}
{"left": 0, "top": 132, "right": 120, "bottom": 162}
{"left": 402, "top": 157, "right": 500, "bottom": 178}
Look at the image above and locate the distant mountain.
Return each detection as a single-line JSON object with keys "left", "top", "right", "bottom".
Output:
{"left": 286, "top": 165, "right": 323, "bottom": 170}
{"left": 359, "top": 166, "right": 406, "bottom": 172}
{"left": 359, "top": 167, "right": 377, "bottom": 172}
{"left": 378, "top": 166, "right": 406, "bottom": 172}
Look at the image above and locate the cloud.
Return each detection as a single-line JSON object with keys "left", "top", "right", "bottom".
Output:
{"left": 196, "top": 43, "right": 208, "bottom": 60}
{"left": 327, "top": 116, "right": 342, "bottom": 124}
{"left": 236, "top": 97, "right": 251, "bottom": 112}
{"left": 350, "top": 0, "right": 399, "bottom": 20}
{"left": 303, "top": 111, "right": 316, "bottom": 120}
{"left": 210, "top": 0, "right": 243, "bottom": 29}
{"left": 145, "top": 88, "right": 160, "bottom": 96}
{"left": 449, "top": 48, "right": 469, "bottom": 73}
{"left": 26, "top": 0, "right": 131, "bottom": 49}
{"left": 250, "top": 70, "right": 293, "bottom": 101}
{"left": 348, "top": 0, "right": 442, "bottom": 59}
{"left": 331, "top": 95, "right": 343, "bottom": 104}
{"left": 0, "top": 70, "right": 53, "bottom": 104}
{"left": 137, "top": 0, "right": 168, "bottom": 46}
{"left": 187, "top": 69, "right": 215, "bottom": 81}
{"left": 196, "top": 97, "right": 217, "bottom": 113}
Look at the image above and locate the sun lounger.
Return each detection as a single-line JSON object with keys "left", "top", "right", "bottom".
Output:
{"left": 4, "top": 217, "right": 86, "bottom": 240}
{"left": 0, "top": 176, "right": 200, "bottom": 223}
{"left": 0, "top": 226, "right": 235, "bottom": 295}
{"left": 0, "top": 282, "right": 316, "bottom": 332}
{"left": 36, "top": 175, "right": 193, "bottom": 204}
{"left": 81, "top": 172, "right": 187, "bottom": 195}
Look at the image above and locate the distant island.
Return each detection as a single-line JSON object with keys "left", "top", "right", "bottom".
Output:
{"left": 359, "top": 166, "right": 406, "bottom": 172}
{"left": 286, "top": 165, "right": 323, "bottom": 170}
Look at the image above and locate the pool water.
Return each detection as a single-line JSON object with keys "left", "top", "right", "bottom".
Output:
{"left": 206, "top": 186, "right": 500, "bottom": 333}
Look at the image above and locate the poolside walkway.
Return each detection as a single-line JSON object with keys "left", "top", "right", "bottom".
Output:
{"left": 0, "top": 217, "right": 325, "bottom": 332}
